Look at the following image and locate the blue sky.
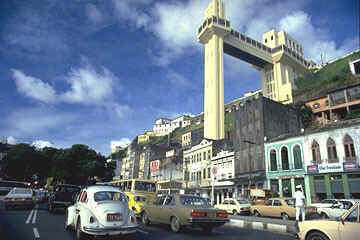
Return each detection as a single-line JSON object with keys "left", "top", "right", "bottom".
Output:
{"left": 0, "top": 0, "right": 357, "bottom": 155}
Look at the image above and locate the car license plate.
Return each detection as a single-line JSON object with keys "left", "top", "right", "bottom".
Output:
{"left": 107, "top": 214, "right": 122, "bottom": 222}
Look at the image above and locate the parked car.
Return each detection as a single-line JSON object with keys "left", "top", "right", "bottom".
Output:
{"left": 141, "top": 194, "right": 229, "bottom": 233}
{"left": 316, "top": 199, "right": 359, "bottom": 219}
{"left": 310, "top": 199, "right": 340, "bottom": 208}
{"left": 295, "top": 202, "right": 360, "bottom": 240}
{"left": 214, "top": 198, "right": 251, "bottom": 215}
{"left": 48, "top": 184, "right": 80, "bottom": 213}
{"left": 3, "top": 188, "right": 34, "bottom": 210}
{"left": 65, "top": 185, "right": 138, "bottom": 240}
{"left": 250, "top": 198, "right": 318, "bottom": 220}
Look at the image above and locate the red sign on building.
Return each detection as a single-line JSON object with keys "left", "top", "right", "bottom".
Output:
{"left": 150, "top": 160, "right": 160, "bottom": 173}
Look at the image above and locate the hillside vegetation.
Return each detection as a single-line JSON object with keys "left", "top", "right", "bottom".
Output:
{"left": 294, "top": 50, "right": 360, "bottom": 101}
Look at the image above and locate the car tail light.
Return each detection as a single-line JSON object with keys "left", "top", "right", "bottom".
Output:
{"left": 216, "top": 210, "right": 228, "bottom": 218}
{"left": 191, "top": 210, "right": 207, "bottom": 218}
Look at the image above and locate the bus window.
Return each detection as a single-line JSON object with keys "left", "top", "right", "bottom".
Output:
{"left": 134, "top": 181, "right": 156, "bottom": 192}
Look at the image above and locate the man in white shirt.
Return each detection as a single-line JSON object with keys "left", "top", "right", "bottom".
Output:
{"left": 294, "top": 185, "right": 306, "bottom": 221}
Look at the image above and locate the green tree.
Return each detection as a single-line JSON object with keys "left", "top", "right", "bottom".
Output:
{"left": 293, "top": 102, "right": 314, "bottom": 128}
{"left": 3, "top": 144, "right": 41, "bottom": 181}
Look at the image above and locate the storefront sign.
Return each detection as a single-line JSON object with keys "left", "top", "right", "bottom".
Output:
{"left": 318, "top": 163, "right": 343, "bottom": 173}
{"left": 307, "top": 163, "right": 344, "bottom": 174}
{"left": 343, "top": 162, "right": 359, "bottom": 172}
{"left": 307, "top": 165, "right": 318, "bottom": 174}
{"left": 150, "top": 160, "right": 160, "bottom": 172}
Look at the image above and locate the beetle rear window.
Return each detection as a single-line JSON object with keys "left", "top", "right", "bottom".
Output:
{"left": 94, "top": 191, "right": 127, "bottom": 202}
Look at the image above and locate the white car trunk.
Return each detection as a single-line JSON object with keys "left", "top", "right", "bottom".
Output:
{"left": 93, "top": 201, "right": 129, "bottom": 227}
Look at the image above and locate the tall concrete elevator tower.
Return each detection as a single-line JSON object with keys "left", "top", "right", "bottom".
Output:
{"left": 198, "top": 0, "right": 310, "bottom": 140}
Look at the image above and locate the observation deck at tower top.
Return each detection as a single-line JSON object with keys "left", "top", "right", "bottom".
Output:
{"left": 197, "top": 15, "right": 313, "bottom": 69}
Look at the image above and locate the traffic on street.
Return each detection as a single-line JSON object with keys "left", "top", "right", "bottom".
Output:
{"left": 1, "top": 0, "right": 359, "bottom": 239}
{"left": 0, "top": 202, "right": 296, "bottom": 240}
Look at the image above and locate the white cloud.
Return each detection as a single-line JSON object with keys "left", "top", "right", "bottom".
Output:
{"left": 6, "top": 107, "right": 76, "bottom": 135}
{"left": 62, "top": 64, "right": 116, "bottom": 105}
{"left": 12, "top": 69, "right": 56, "bottom": 103}
{"left": 7, "top": 136, "right": 17, "bottom": 145}
{"left": 166, "top": 71, "right": 190, "bottom": 87}
{"left": 112, "top": 103, "right": 132, "bottom": 119}
{"left": 111, "top": 138, "right": 131, "bottom": 151}
{"left": 112, "top": 0, "right": 152, "bottom": 29}
{"left": 12, "top": 62, "right": 131, "bottom": 117}
{"left": 86, "top": 3, "right": 103, "bottom": 24}
{"left": 31, "top": 140, "right": 53, "bottom": 149}
{"left": 278, "top": 11, "right": 356, "bottom": 62}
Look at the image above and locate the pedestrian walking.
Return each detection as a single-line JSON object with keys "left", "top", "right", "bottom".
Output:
{"left": 294, "top": 185, "right": 306, "bottom": 221}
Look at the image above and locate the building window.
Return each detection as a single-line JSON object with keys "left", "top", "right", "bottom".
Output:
{"left": 293, "top": 145, "right": 303, "bottom": 169}
{"left": 203, "top": 169, "right": 206, "bottom": 179}
{"left": 271, "top": 35, "right": 273, "bottom": 40}
{"left": 203, "top": 152, "right": 206, "bottom": 161}
{"left": 207, "top": 167, "right": 211, "bottom": 178}
{"left": 327, "top": 138, "right": 338, "bottom": 163}
{"left": 311, "top": 140, "right": 322, "bottom": 164}
{"left": 208, "top": 150, "right": 211, "bottom": 160}
{"left": 281, "top": 147, "right": 290, "bottom": 170}
{"left": 344, "top": 134, "right": 356, "bottom": 161}
{"left": 265, "top": 38, "right": 267, "bottom": 43}
{"left": 270, "top": 149, "right": 277, "bottom": 171}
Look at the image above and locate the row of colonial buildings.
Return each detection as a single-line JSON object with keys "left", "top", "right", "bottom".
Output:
{"left": 110, "top": 52, "right": 360, "bottom": 205}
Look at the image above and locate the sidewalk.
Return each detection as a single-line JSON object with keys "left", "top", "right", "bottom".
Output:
{"left": 228, "top": 215, "right": 298, "bottom": 235}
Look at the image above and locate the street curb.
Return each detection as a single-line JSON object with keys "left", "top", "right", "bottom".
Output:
{"left": 228, "top": 219, "right": 296, "bottom": 235}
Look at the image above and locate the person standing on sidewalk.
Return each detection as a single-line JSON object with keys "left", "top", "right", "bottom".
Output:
{"left": 294, "top": 185, "right": 306, "bottom": 221}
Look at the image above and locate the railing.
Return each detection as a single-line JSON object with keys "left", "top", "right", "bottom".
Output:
{"left": 198, "top": 15, "right": 230, "bottom": 35}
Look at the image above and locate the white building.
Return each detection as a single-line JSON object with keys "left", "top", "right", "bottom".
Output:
{"left": 211, "top": 150, "right": 235, "bottom": 204}
{"left": 302, "top": 120, "right": 360, "bottom": 200}
{"left": 183, "top": 139, "right": 213, "bottom": 197}
{"left": 153, "top": 115, "right": 192, "bottom": 136}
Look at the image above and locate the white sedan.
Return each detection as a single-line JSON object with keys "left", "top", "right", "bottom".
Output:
{"left": 3, "top": 188, "right": 34, "bottom": 210}
{"left": 316, "top": 199, "right": 359, "bottom": 219}
{"left": 65, "top": 185, "right": 138, "bottom": 240}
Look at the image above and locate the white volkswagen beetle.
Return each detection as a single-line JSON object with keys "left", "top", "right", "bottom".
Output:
{"left": 65, "top": 185, "right": 138, "bottom": 240}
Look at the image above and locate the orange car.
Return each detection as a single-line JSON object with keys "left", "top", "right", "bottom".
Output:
{"left": 250, "top": 198, "right": 317, "bottom": 220}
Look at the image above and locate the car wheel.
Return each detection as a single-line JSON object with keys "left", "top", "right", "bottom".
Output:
{"left": 320, "top": 212, "right": 329, "bottom": 219}
{"left": 232, "top": 209, "right": 238, "bottom": 215}
{"left": 253, "top": 210, "right": 261, "bottom": 217}
{"left": 306, "top": 231, "right": 330, "bottom": 240}
{"left": 170, "top": 216, "right": 181, "bottom": 233}
{"left": 65, "top": 210, "right": 70, "bottom": 231}
{"left": 142, "top": 211, "right": 150, "bottom": 226}
{"left": 76, "top": 218, "right": 85, "bottom": 240}
{"left": 281, "top": 213, "right": 289, "bottom": 221}
{"left": 48, "top": 204, "right": 53, "bottom": 213}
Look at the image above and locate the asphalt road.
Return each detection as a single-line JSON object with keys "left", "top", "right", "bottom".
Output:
{"left": 0, "top": 202, "right": 296, "bottom": 240}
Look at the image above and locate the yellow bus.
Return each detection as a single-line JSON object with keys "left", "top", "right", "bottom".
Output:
{"left": 111, "top": 179, "right": 157, "bottom": 216}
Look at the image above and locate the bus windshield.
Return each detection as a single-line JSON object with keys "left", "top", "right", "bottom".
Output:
{"left": 134, "top": 181, "right": 156, "bottom": 192}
